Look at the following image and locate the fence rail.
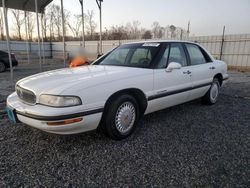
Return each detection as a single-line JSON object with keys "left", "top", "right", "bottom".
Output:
{"left": 1, "top": 33, "right": 250, "bottom": 70}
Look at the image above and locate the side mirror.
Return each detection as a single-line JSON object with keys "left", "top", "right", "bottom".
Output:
{"left": 166, "top": 62, "right": 182, "bottom": 72}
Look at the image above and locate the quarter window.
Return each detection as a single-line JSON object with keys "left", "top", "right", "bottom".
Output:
{"left": 185, "top": 44, "right": 207, "bottom": 65}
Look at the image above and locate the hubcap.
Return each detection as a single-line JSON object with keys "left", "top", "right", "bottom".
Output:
{"left": 210, "top": 83, "right": 219, "bottom": 102}
{"left": 115, "top": 101, "right": 136, "bottom": 134}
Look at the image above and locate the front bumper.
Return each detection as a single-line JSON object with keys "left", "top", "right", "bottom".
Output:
{"left": 7, "top": 92, "right": 103, "bottom": 134}
{"left": 222, "top": 73, "right": 229, "bottom": 86}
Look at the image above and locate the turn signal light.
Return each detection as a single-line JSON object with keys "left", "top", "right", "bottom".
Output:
{"left": 47, "top": 118, "right": 83, "bottom": 126}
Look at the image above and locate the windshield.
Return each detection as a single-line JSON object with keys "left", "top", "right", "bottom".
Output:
{"left": 93, "top": 43, "right": 161, "bottom": 68}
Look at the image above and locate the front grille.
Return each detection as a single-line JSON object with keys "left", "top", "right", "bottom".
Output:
{"left": 16, "top": 85, "right": 36, "bottom": 104}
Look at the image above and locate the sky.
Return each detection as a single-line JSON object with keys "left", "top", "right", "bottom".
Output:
{"left": 52, "top": 0, "right": 250, "bottom": 36}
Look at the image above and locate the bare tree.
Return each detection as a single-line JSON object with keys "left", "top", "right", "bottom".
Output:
{"left": 68, "top": 14, "right": 82, "bottom": 38}
{"left": 53, "top": 5, "right": 62, "bottom": 40}
{"left": 125, "top": 20, "right": 141, "bottom": 39}
{"left": 169, "top": 25, "right": 176, "bottom": 38}
{"left": 125, "top": 22, "right": 132, "bottom": 39}
{"left": 46, "top": 4, "right": 56, "bottom": 41}
{"left": 41, "top": 13, "right": 47, "bottom": 41}
{"left": 63, "top": 9, "right": 71, "bottom": 38}
{"left": 142, "top": 30, "right": 152, "bottom": 39}
{"left": 12, "top": 9, "right": 25, "bottom": 40}
{"left": 132, "top": 20, "right": 141, "bottom": 39}
{"left": 164, "top": 26, "right": 171, "bottom": 38}
{"left": 85, "top": 10, "right": 97, "bottom": 40}
{"left": 109, "top": 25, "right": 128, "bottom": 40}
{"left": 152, "top": 21, "right": 160, "bottom": 38}
{"left": 45, "top": 4, "right": 70, "bottom": 41}
{"left": 25, "top": 12, "right": 35, "bottom": 41}
{"left": 151, "top": 21, "right": 165, "bottom": 39}
{"left": 158, "top": 27, "right": 165, "bottom": 38}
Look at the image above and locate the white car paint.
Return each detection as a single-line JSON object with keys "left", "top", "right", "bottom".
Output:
{"left": 6, "top": 41, "right": 228, "bottom": 135}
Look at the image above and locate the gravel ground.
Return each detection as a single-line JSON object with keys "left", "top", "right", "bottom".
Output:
{"left": 0, "top": 62, "right": 249, "bottom": 187}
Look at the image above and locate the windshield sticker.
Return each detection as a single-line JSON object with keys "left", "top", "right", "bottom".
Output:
{"left": 142, "top": 43, "right": 160, "bottom": 47}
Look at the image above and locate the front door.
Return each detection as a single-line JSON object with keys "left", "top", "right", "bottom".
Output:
{"left": 146, "top": 43, "right": 192, "bottom": 114}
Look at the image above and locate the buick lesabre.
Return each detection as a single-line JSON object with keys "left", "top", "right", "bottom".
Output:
{"left": 6, "top": 41, "right": 228, "bottom": 140}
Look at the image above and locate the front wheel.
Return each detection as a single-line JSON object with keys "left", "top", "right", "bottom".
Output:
{"left": 104, "top": 94, "right": 140, "bottom": 140}
{"left": 202, "top": 78, "right": 220, "bottom": 105}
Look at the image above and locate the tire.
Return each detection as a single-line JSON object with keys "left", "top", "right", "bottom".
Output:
{"left": 104, "top": 94, "right": 140, "bottom": 140}
{"left": 0, "top": 62, "right": 6, "bottom": 73}
{"left": 202, "top": 78, "right": 220, "bottom": 105}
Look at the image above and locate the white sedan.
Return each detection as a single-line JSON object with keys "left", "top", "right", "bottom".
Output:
{"left": 6, "top": 41, "right": 228, "bottom": 140}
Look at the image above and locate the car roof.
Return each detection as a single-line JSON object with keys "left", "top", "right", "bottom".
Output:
{"left": 123, "top": 40, "right": 197, "bottom": 45}
{"left": 121, "top": 40, "right": 215, "bottom": 61}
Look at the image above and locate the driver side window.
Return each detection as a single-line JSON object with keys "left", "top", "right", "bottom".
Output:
{"left": 168, "top": 43, "right": 187, "bottom": 67}
{"left": 156, "top": 43, "right": 187, "bottom": 68}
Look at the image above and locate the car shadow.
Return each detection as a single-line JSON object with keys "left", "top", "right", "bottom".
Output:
{"left": 19, "top": 98, "right": 204, "bottom": 149}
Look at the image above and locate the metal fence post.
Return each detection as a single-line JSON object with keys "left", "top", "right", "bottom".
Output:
{"left": 24, "top": 11, "right": 30, "bottom": 64}
{"left": 96, "top": 0, "right": 103, "bottom": 55}
{"left": 220, "top": 26, "right": 225, "bottom": 60}
{"left": 60, "top": 0, "right": 66, "bottom": 67}
{"left": 2, "top": 0, "right": 13, "bottom": 83}
{"left": 79, "top": 0, "right": 85, "bottom": 48}
{"left": 41, "top": 13, "right": 46, "bottom": 65}
{"left": 35, "top": 0, "right": 42, "bottom": 71}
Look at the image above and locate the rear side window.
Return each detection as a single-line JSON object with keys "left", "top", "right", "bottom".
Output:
{"left": 185, "top": 44, "right": 208, "bottom": 65}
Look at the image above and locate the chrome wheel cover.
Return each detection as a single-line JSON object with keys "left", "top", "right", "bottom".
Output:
{"left": 210, "top": 83, "right": 219, "bottom": 103}
{"left": 115, "top": 101, "right": 136, "bottom": 134}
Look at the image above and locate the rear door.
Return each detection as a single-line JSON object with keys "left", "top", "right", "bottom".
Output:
{"left": 184, "top": 43, "right": 215, "bottom": 100}
{"left": 147, "top": 43, "right": 192, "bottom": 114}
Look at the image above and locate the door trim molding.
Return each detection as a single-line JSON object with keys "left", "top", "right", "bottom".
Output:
{"left": 148, "top": 82, "right": 212, "bottom": 101}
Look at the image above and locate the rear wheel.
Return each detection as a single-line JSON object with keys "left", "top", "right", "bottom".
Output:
{"left": 0, "top": 62, "right": 6, "bottom": 72}
{"left": 202, "top": 78, "right": 220, "bottom": 105}
{"left": 104, "top": 94, "right": 140, "bottom": 140}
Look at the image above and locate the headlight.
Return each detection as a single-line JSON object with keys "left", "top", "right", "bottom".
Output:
{"left": 39, "top": 94, "right": 82, "bottom": 107}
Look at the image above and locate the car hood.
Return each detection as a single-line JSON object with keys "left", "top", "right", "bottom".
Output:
{"left": 17, "top": 65, "right": 151, "bottom": 95}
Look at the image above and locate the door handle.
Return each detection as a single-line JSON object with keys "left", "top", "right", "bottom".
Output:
{"left": 183, "top": 70, "right": 191, "bottom": 74}
{"left": 209, "top": 66, "right": 216, "bottom": 70}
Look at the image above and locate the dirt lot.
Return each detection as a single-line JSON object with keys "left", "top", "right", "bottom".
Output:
{"left": 0, "top": 61, "right": 250, "bottom": 187}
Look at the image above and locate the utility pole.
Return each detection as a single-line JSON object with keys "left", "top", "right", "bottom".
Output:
{"left": 96, "top": 0, "right": 103, "bottom": 55}
{"left": 79, "top": 0, "right": 85, "bottom": 47}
